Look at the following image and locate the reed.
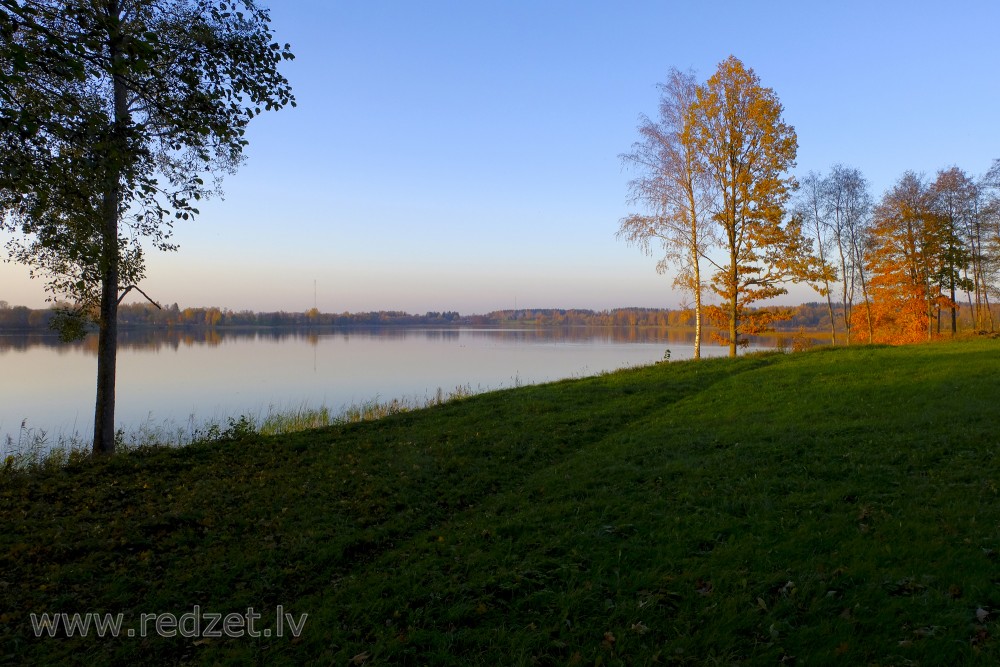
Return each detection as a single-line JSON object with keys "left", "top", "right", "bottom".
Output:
{"left": 2, "top": 385, "right": 480, "bottom": 470}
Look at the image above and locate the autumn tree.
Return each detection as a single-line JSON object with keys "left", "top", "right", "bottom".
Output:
{"left": 0, "top": 0, "right": 295, "bottom": 454}
{"left": 690, "top": 56, "right": 810, "bottom": 357}
{"left": 866, "top": 172, "right": 946, "bottom": 344}
{"left": 619, "top": 67, "right": 713, "bottom": 359}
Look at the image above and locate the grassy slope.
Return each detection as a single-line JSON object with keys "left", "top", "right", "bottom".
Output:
{"left": 2, "top": 338, "right": 999, "bottom": 665}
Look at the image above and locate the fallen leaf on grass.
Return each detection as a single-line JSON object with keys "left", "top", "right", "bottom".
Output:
{"left": 913, "top": 625, "right": 942, "bottom": 638}
{"left": 630, "top": 621, "right": 649, "bottom": 635}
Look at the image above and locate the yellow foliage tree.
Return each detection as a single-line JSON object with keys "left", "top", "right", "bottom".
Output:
{"left": 690, "top": 56, "right": 812, "bottom": 357}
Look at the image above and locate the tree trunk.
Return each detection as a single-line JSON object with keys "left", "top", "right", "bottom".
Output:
{"left": 854, "top": 249, "right": 874, "bottom": 344}
{"left": 94, "top": 4, "right": 127, "bottom": 455}
{"left": 693, "top": 297, "right": 701, "bottom": 359}
{"left": 93, "top": 215, "right": 119, "bottom": 455}
{"left": 824, "top": 292, "right": 837, "bottom": 345}
{"left": 728, "top": 298, "right": 738, "bottom": 358}
{"left": 835, "top": 227, "right": 852, "bottom": 345}
{"left": 813, "top": 202, "right": 837, "bottom": 346}
{"left": 950, "top": 279, "right": 957, "bottom": 335}
{"left": 862, "top": 296, "right": 874, "bottom": 343}
{"left": 692, "top": 243, "right": 702, "bottom": 360}
{"left": 964, "top": 266, "right": 975, "bottom": 329}
{"left": 728, "top": 226, "right": 738, "bottom": 358}
{"left": 926, "top": 288, "right": 934, "bottom": 342}
{"left": 93, "top": 144, "right": 122, "bottom": 455}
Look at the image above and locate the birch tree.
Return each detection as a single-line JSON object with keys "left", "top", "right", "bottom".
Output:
{"left": 619, "top": 68, "right": 713, "bottom": 358}
{"left": 795, "top": 171, "right": 838, "bottom": 343}
{"left": 825, "top": 165, "right": 874, "bottom": 343}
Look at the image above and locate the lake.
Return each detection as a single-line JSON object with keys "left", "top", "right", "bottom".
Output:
{"left": 0, "top": 326, "right": 782, "bottom": 448}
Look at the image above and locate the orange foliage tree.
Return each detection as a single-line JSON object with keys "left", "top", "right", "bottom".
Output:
{"left": 864, "top": 172, "right": 951, "bottom": 344}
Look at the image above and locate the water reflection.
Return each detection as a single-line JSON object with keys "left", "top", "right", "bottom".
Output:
{"left": 0, "top": 325, "right": 810, "bottom": 354}
{"left": 0, "top": 326, "right": 820, "bottom": 445}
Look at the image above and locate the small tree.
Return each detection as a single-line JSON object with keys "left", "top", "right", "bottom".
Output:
{"left": 825, "top": 165, "right": 875, "bottom": 344}
{"left": 795, "top": 171, "right": 838, "bottom": 344}
{"left": 0, "top": 0, "right": 295, "bottom": 454}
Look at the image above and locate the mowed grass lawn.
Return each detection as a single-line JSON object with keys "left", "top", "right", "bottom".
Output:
{"left": 2, "top": 337, "right": 1000, "bottom": 665}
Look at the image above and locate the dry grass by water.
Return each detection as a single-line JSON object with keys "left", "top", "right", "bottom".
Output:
{"left": 2, "top": 385, "right": 479, "bottom": 472}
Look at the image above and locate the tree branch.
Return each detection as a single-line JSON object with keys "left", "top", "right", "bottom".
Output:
{"left": 117, "top": 284, "right": 161, "bottom": 308}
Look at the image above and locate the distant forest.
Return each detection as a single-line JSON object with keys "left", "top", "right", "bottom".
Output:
{"left": 2, "top": 300, "right": 992, "bottom": 334}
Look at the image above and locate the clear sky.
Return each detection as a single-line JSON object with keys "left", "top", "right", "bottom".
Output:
{"left": 2, "top": 0, "right": 998, "bottom": 314}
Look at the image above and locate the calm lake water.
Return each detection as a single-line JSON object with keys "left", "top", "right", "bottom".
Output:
{"left": 0, "top": 326, "right": 781, "bottom": 446}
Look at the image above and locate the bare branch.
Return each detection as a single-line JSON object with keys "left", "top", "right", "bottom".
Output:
{"left": 117, "top": 284, "right": 161, "bottom": 308}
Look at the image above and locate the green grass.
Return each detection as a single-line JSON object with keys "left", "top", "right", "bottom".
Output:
{"left": 2, "top": 337, "right": 1000, "bottom": 665}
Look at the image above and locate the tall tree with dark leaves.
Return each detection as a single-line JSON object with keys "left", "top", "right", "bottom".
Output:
{"left": 929, "top": 167, "right": 975, "bottom": 334}
{"left": 0, "top": 0, "right": 295, "bottom": 454}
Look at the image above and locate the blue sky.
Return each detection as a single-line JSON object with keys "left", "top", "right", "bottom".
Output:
{"left": 2, "top": 0, "right": 998, "bottom": 313}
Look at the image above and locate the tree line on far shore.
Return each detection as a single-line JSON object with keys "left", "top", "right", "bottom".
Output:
{"left": 2, "top": 299, "right": 996, "bottom": 333}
